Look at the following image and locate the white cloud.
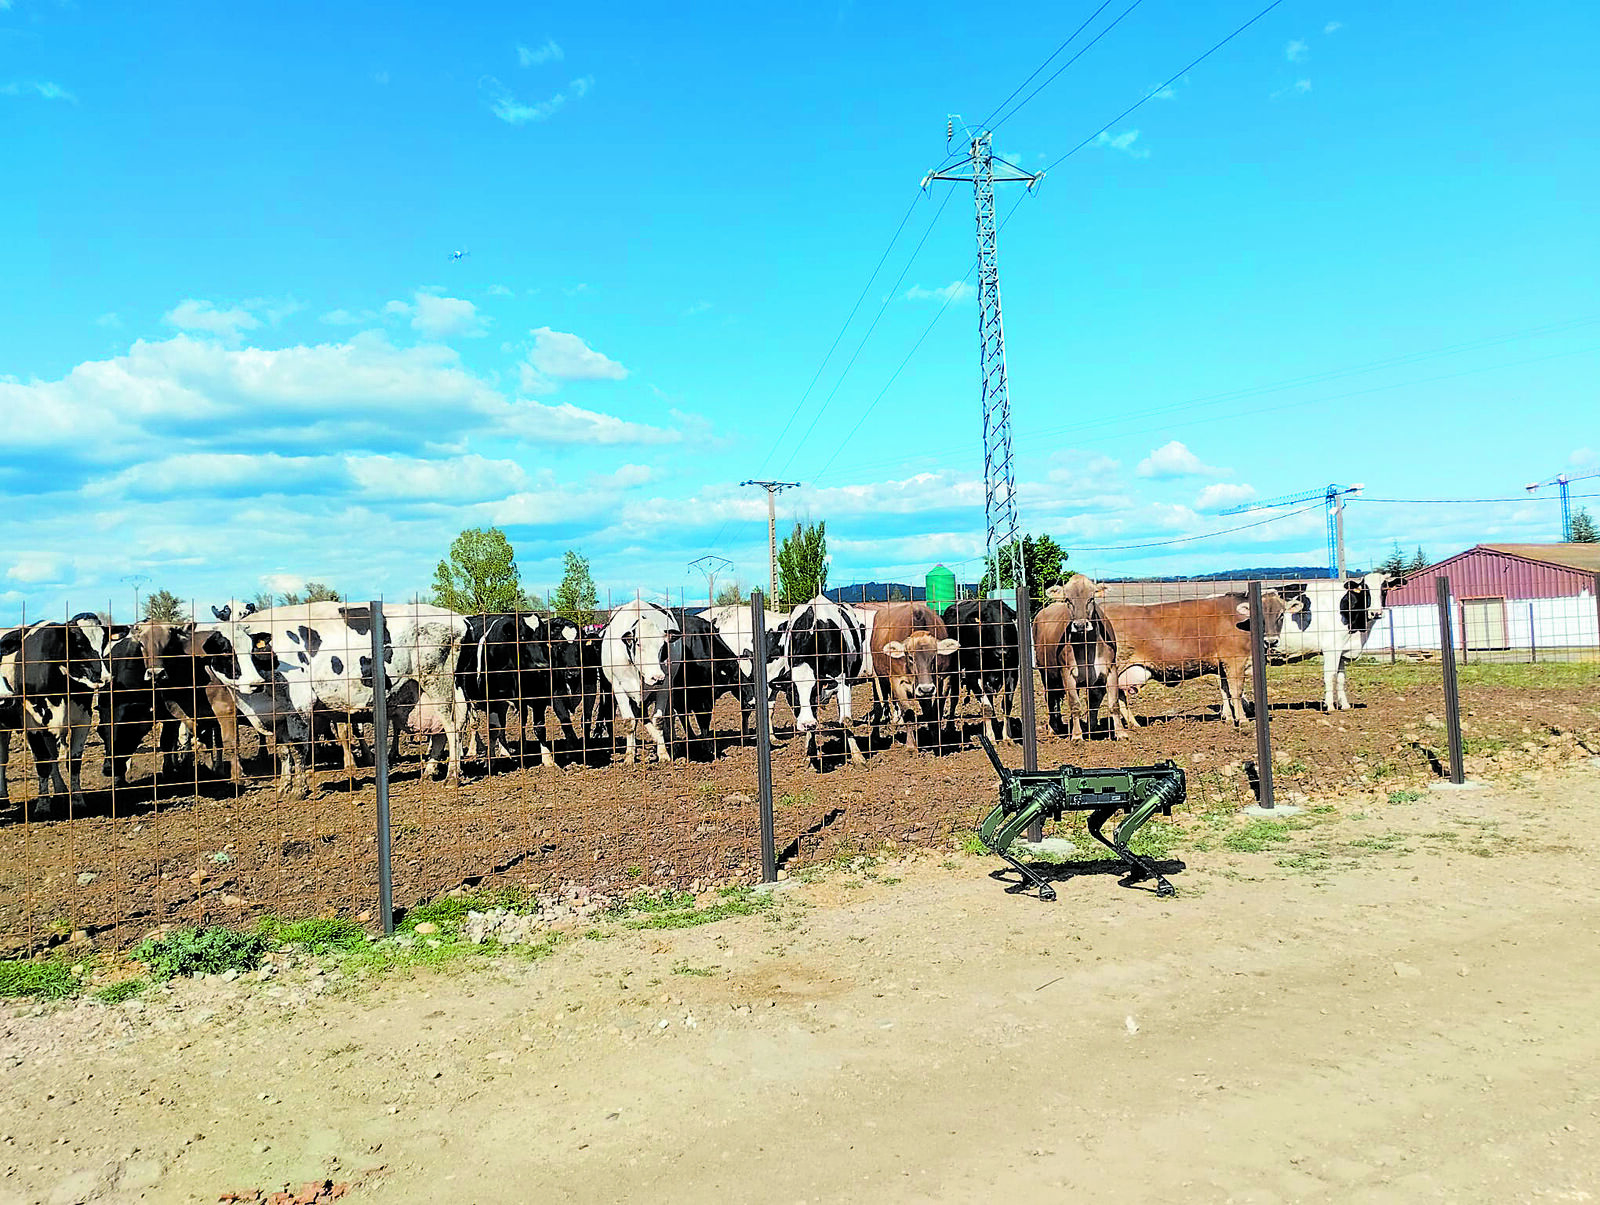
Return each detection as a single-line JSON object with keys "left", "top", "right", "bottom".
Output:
{"left": 382, "top": 291, "right": 485, "bottom": 338}
{"left": 95, "top": 312, "right": 121, "bottom": 329}
{"left": 1092, "top": 129, "right": 1150, "bottom": 159}
{"left": 1195, "top": 482, "right": 1258, "bottom": 512}
{"left": 1570, "top": 447, "right": 1597, "bottom": 467}
{"left": 486, "top": 75, "right": 593, "bottom": 125}
{"left": 682, "top": 300, "right": 713, "bottom": 316}
{"left": 486, "top": 284, "right": 514, "bottom": 297}
{"left": 1136, "top": 440, "right": 1227, "bottom": 479}
{"left": 320, "top": 307, "right": 378, "bottom": 326}
{"left": 162, "top": 299, "right": 261, "bottom": 343}
{"left": 519, "top": 326, "right": 627, "bottom": 394}
{"left": 518, "top": 39, "right": 564, "bottom": 67}
{"left": 1324, "top": 21, "right": 1342, "bottom": 34}
{"left": 1, "top": 81, "right": 76, "bottom": 102}
{"left": 1272, "top": 79, "right": 1313, "bottom": 100}
{"left": 1286, "top": 39, "right": 1309, "bottom": 61}
{"left": 345, "top": 453, "right": 531, "bottom": 501}
{"left": 6, "top": 556, "right": 65, "bottom": 585}
{"left": 904, "top": 281, "right": 976, "bottom": 303}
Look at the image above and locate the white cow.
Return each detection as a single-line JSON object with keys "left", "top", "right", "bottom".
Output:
{"left": 1272, "top": 572, "right": 1397, "bottom": 711}
{"left": 243, "top": 601, "right": 471, "bottom": 783}
{"left": 195, "top": 616, "right": 314, "bottom": 796}
{"left": 600, "top": 600, "right": 678, "bottom": 764}
{"left": 698, "top": 603, "right": 792, "bottom": 735}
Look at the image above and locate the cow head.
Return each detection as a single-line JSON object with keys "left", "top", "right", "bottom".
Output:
{"left": 62, "top": 619, "right": 108, "bottom": 691}
{"left": 622, "top": 614, "right": 672, "bottom": 689}
{"left": 1339, "top": 574, "right": 1388, "bottom": 635}
{"left": 883, "top": 631, "right": 961, "bottom": 699}
{"left": 201, "top": 623, "right": 273, "bottom": 694}
{"left": 786, "top": 606, "right": 847, "bottom": 733}
{"left": 1233, "top": 591, "right": 1303, "bottom": 651}
{"left": 211, "top": 599, "right": 259, "bottom": 623}
{"left": 132, "top": 621, "right": 186, "bottom": 684}
{"left": 1278, "top": 582, "right": 1313, "bottom": 632}
{"left": 1046, "top": 576, "right": 1105, "bottom": 637}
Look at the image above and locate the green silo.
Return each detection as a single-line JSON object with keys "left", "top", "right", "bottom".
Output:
{"left": 925, "top": 563, "right": 957, "bottom": 614}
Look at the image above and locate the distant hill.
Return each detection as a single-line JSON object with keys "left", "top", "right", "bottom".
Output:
{"left": 827, "top": 566, "right": 1338, "bottom": 602}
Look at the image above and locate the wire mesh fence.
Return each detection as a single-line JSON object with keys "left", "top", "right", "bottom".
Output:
{"left": 3, "top": 573, "right": 1598, "bottom": 955}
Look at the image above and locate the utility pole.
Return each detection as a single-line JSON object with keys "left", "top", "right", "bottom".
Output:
{"left": 741, "top": 480, "right": 799, "bottom": 605}
{"left": 923, "top": 119, "right": 1040, "bottom": 597}
{"left": 688, "top": 554, "right": 734, "bottom": 611}
{"left": 1221, "top": 484, "right": 1363, "bottom": 579}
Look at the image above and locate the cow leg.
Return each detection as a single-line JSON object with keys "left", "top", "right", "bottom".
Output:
{"left": 1321, "top": 654, "right": 1338, "bottom": 712}
{"left": 1335, "top": 657, "right": 1352, "bottom": 710}
{"left": 1220, "top": 665, "right": 1244, "bottom": 726}
{"left": 210, "top": 691, "right": 243, "bottom": 785}
{"left": 529, "top": 701, "right": 557, "bottom": 768}
{"left": 613, "top": 693, "right": 639, "bottom": 764}
{"left": 489, "top": 702, "right": 515, "bottom": 760}
{"left": 65, "top": 704, "right": 92, "bottom": 809}
{"left": 837, "top": 675, "right": 867, "bottom": 765}
{"left": 26, "top": 728, "right": 61, "bottom": 815}
{"left": 1065, "top": 670, "right": 1083, "bottom": 740}
{"left": 0, "top": 729, "right": 10, "bottom": 806}
{"left": 1105, "top": 657, "right": 1125, "bottom": 740}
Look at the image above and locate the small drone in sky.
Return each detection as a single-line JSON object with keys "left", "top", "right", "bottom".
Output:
{"left": 447, "top": 249, "right": 470, "bottom": 262}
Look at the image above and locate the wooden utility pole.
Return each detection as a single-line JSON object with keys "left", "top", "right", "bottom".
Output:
{"left": 741, "top": 480, "right": 799, "bottom": 605}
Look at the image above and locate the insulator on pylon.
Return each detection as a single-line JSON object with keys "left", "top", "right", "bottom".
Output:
{"left": 946, "top": 119, "right": 953, "bottom": 141}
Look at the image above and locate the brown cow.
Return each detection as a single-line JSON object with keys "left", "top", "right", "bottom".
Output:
{"left": 865, "top": 602, "right": 959, "bottom": 753}
{"left": 1104, "top": 591, "right": 1300, "bottom": 727}
{"left": 130, "top": 621, "right": 249, "bottom": 784}
{"left": 1034, "top": 576, "right": 1123, "bottom": 740}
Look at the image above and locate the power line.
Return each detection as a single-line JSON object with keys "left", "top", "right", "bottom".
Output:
{"left": 1041, "top": 0, "right": 1288, "bottom": 175}
{"left": 988, "top": 0, "right": 1147, "bottom": 135}
{"left": 776, "top": 187, "right": 956, "bottom": 474}
{"left": 1065, "top": 502, "right": 1324, "bottom": 552}
{"left": 970, "top": 0, "right": 1118, "bottom": 133}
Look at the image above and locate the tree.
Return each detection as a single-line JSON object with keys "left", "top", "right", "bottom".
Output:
{"left": 978, "top": 533, "right": 1071, "bottom": 610}
{"left": 143, "top": 589, "right": 186, "bottom": 624}
{"left": 777, "top": 520, "right": 827, "bottom": 607}
{"left": 888, "top": 584, "right": 908, "bottom": 602}
{"left": 1408, "top": 546, "right": 1430, "bottom": 574}
{"left": 1377, "top": 541, "right": 1408, "bottom": 576}
{"left": 248, "top": 590, "right": 276, "bottom": 613}
{"left": 279, "top": 581, "right": 342, "bottom": 606}
{"left": 713, "top": 580, "right": 746, "bottom": 607}
{"left": 552, "top": 549, "right": 599, "bottom": 625}
{"left": 1570, "top": 508, "right": 1598, "bottom": 543}
{"left": 431, "top": 527, "right": 526, "bottom": 615}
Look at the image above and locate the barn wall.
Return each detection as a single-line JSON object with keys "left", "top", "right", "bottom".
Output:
{"left": 1364, "top": 590, "right": 1599, "bottom": 651}
{"left": 1386, "top": 548, "right": 1594, "bottom": 605}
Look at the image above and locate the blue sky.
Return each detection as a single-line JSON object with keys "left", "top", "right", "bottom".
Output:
{"left": 3, "top": 0, "right": 1597, "bottom": 621}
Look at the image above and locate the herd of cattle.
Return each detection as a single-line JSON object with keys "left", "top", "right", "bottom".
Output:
{"left": 0, "top": 572, "right": 1397, "bottom": 815}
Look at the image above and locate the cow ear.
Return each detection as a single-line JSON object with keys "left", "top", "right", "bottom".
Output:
{"left": 1045, "top": 585, "right": 1068, "bottom": 602}
{"left": 1287, "top": 598, "right": 1304, "bottom": 612}
{"left": 1094, "top": 584, "right": 1107, "bottom": 596}
{"left": 936, "top": 638, "right": 960, "bottom": 655}
{"left": 1235, "top": 602, "right": 1251, "bottom": 619}
{"left": 883, "top": 641, "right": 906, "bottom": 659}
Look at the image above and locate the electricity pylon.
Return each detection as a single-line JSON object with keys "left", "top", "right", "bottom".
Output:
{"left": 923, "top": 119, "right": 1041, "bottom": 596}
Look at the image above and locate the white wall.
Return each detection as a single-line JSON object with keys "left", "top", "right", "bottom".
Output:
{"left": 1364, "top": 591, "right": 1599, "bottom": 651}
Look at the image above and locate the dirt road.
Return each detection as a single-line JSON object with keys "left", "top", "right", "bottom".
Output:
{"left": 5, "top": 762, "right": 1600, "bottom": 1204}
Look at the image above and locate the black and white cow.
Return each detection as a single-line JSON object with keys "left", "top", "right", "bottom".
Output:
{"left": 1273, "top": 572, "right": 1398, "bottom": 711}
{"left": 194, "top": 616, "right": 313, "bottom": 796}
{"left": 781, "top": 596, "right": 869, "bottom": 766}
{"left": 457, "top": 612, "right": 585, "bottom": 767}
{"left": 696, "top": 604, "right": 792, "bottom": 738}
{"left": 661, "top": 608, "right": 746, "bottom": 758}
{"left": 242, "top": 602, "right": 471, "bottom": 783}
{"left": 0, "top": 615, "right": 109, "bottom": 814}
{"left": 941, "top": 597, "right": 1020, "bottom": 744}
{"left": 600, "top": 600, "right": 677, "bottom": 764}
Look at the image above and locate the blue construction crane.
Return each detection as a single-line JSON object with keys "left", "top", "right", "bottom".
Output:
{"left": 1220, "top": 483, "right": 1364, "bottom": 578}
{"left": 1525, "top": 471, "right": 1600, "bottom": 540}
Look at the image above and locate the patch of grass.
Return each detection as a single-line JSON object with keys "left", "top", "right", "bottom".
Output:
{"left": 776, "top": 790, "right": 814, "bottom": 812}
{"left": 672, "top": 961, "right": 717, "bottom": 977}
{"left": 93, "top": 978, "right": 148, "bottom": 1005}
{"left": 0, "top": 959, "right": 80, "bottom": 1000}
{"left": 1348, "top": 833, "right": 1413, "bottom": 854}
{"left": 1386, "top": 789, "right": 1425, "bottom": 805}
{"left": 958, "top": 831, "right": 988, "bottom": 857}
{"left": 1276, "top": 849, "right": 1333, "bottom": 873}
{"left": 611, "top": 886, "right": 771, "bottom": 931}
{"left": 133, "top": 927, "right": 270, "bottom": 981}
{"left": 1222, "top": 820, "right": 1296, "bottom": 853}
{"left": 259, "top": 916, "right": 368, "bottom": 954}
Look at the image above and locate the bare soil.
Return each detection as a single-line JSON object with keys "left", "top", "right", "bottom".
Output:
{"left": 4, "top": 760, "right": 1600, "bottom": 1203}
{"left": 2, "top": 660, "right": 1597, "bottom": 955}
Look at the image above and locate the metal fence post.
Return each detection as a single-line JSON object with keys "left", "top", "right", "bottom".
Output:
{"left": 369, "top": 599, "right": 394, "bottom": 935}
{"left": 1388, "top": 608, "right": 1396, "bottom": 665}
{"left": 1529, "top": 602, "right": 1537, "bottom": 663}
{"left": 1248, "top": 581, "right": 1276, "bottom": 810}
{"left": 1014, "top": 584, "right": 1041, "bottom": 842}
{"left": 751, "top": 591, "right": 777, "bottom": 883}
{"left": 1434, "top": 575, "right": 1466, "bottom": 784}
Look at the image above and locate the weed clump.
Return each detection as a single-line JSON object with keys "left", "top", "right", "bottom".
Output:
{"left": 0, "top": 959, "right": 79, "bottom": 1000}
{"left": 132, "top": 927, "right": 270, "bottom": 980}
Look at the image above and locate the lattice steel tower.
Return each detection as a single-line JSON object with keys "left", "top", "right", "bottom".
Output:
{"left": 924, "top": 121, "right": 1041, "bottom": 594}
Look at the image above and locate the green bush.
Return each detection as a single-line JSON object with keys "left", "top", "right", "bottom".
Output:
{"left": 94, "top": 978, "right": 148, "bottom": 1004}
{"left": 0, "top": 959, "right": 79, "bottom": 1000}
{"left": 259, "top": 917, "right": 367, "bottom": 954}
{"left": 132, "top": 927, "right": 270, "bottom": 980}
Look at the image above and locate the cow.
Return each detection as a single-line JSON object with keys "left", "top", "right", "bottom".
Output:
{"left": 457, "top": 612, "right": 585, "bottom": 767}
{"left": 242, "top": 602, "right": 471, "bottom": 784}
{"left": 942, "top": 597, "right": 1020, "bottom": 744}
{"left": 600, "top": 600, "right": 678, "bottom": 764}
{"left": 782, "top": 596, "right": 869, "bottom": 765}
{"left": 1103, "top": 590, "right": 1301, "bottom": 728}
{"left": 865, "top": 602, "right": 959, "bottom": 753}
{"left": 124, "top": 621, "right": 263, "bottom": 786}
{"left": 0, "top": 616, "right": 109, "bottom": 813}
{"left": 194, "top": 616, "right": 313, "bottom": 796}
{"left": 1034, "top": 577, "right": 1123, "bottom": 740}
{"left": 654, "top": 609, "right": 747, "bottom": 758}
{"left": 698, "top": 603, "right": 791, "bottom": 737}
{"left": 1272, "top": 573, "right": 1397, "bottom": 711}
